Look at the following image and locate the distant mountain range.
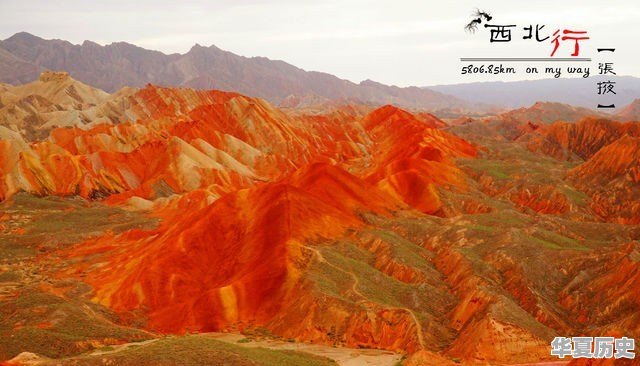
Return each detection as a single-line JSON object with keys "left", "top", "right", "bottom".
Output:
{"left": 0, "top": 32, "right": 491, "bottom": 113}
{"left": 426, "top": 76, "right": 640, "bottom": 110}
{"left": 497, "top": 101, "right": 608, "bottom": 124}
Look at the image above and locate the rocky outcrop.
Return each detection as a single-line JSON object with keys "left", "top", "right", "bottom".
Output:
{"left": 0, "top": 85, "right": 480, "bottom": 356}
{"left": 616, "top": 98, "right": 640, "bottom": 122}
{"left": 0, "top": 71, "right": 111, "bottom": 140}
{"left": 568, "top": 135, "right": 640, "bottom": 224}
{"left": 528, "top": 118, "right": 640, "bottom": 161}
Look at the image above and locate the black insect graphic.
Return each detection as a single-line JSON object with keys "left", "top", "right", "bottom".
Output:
{"left": 465, "top": 9, "right": 493, "bottom": 33}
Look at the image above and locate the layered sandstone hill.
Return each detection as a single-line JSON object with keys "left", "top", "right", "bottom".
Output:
{"left": 445, "top": 115, "right": 640, "bottom": 364}
{"left": 2, "top": 73, "right": 640, "bottom": 365}
{"left": 0, "top": 71, "right": 113, "bottom": 140}
{"left": 0, "top": 78, "right": 475, "bottom": 209}
{"left": 498, "top": 101, "right": 605, "bottom": 125}
{"left": 617, "top": 98, "right": 640, "bottom": 122}
{"left": 448, "top": 102, "right": 604, "bottom": 144}
{"left": 522, "top": 118, "right": 640, "bottom": 224}
{"left": 527, "top": 118, "right": 640, "bottom": 161}
{"left": 0, "top": 82, "right": 479, "bottom": 357}
{"left": 568, "top": 136, "right": 640, "bottom": 224}
{"left": 61, "top": 166, "right": 396, "bottom": 333}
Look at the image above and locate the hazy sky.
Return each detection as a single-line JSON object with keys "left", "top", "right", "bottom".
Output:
{"left": 1, "top": 0, "right": 638, "bottom": 86}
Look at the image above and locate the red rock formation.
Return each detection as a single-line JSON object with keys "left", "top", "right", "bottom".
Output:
{"left": 617, "top": 98, "right": 640, "bottom": 122}
{"left": 62, "top": 168, "right": 365, "bottom": 333}
{"left": 509, "top": 186, "right": 571, "bottom": 215}
{"left": 434, "top": 248, "right": 555, "bottom": 364}
{"left": 361, "top": 105, "right": 476, "bottom": 214}
{"left": 355, "top": 233, "right": 427, "bottom": 284}
{"left": 501, "top": 102, "right": 605, "bottom": 125}
{"left": 1, "top": 93, "right": 476, "bottom": 216}
{"left": 568, "top": 136, "right": 640, "bottom": 224}
{"left": 56, "top": 162, "right": 438, "bottom": 353}
{"left": 1, "top": 82, "right": 488, "bottom": 358}
{"left": 528, "top": 118, "right": 640, "bottom": 161}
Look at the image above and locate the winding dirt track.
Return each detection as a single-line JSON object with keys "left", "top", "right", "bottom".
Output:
{"left": 205, "top": 332, "right": 403, "bottom": 366}
{"left": 301, "top": 245, "right": 426, "bottom": 350}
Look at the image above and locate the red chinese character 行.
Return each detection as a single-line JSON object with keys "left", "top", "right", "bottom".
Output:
{"left": 550, "top": 29, "right": 589, "bottom": 57}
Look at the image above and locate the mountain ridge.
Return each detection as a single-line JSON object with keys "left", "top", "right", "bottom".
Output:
{"left": 426, "top": 77, "right": 640, "bottom": 110}
{"left": 0, "top": 32, "right": 491, "bottom": 113}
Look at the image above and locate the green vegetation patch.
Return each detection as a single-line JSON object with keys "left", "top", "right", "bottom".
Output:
{"left": 63, "top": 336, "right": 338, "bottom": 366}
{"left": 0, "top": 288, "right": 151, "bottom": 360}
{"left": 528, "top": 229, "right": 590, "bottom": 252}
{"left": 0, "top": 193, "right": 156, "bottom": 250}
